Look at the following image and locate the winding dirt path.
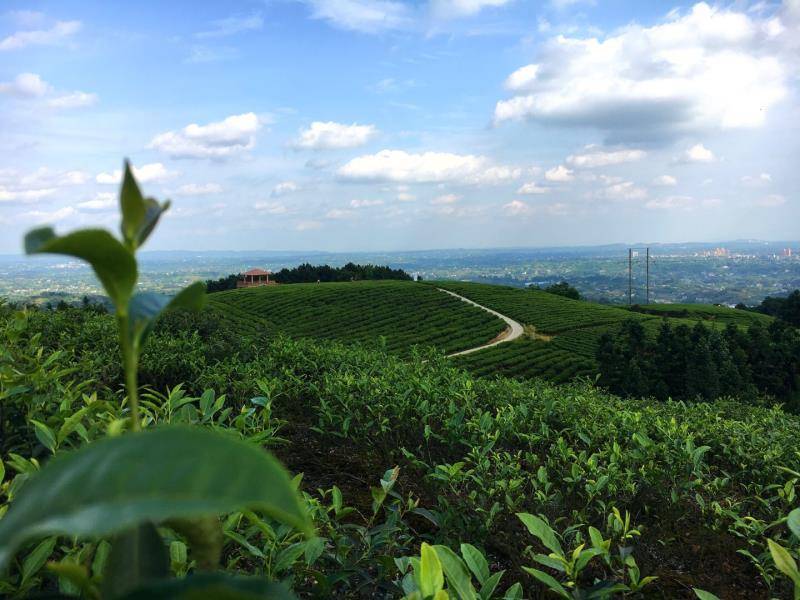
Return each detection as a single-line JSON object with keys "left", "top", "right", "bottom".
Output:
{"left": 437, "top": 288, "right": 524, "bottom": 357}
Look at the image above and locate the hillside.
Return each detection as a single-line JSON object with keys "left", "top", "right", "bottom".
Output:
{"left": 207, "top": 280, "right": 507, "bottom": 356}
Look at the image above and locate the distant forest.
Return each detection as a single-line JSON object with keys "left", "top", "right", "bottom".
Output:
{"left": 740, "top": 289, "right": 800, "bottom": 327}
{"left": 205, "top": 262, "right": 411, "bottom": 292}
{"left": 597, "top": 318, "right": 800, "bottom": 406}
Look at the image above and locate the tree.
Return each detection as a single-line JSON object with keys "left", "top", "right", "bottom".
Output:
{"left": 543, "top": 281, "right": 581, "bottom": 300}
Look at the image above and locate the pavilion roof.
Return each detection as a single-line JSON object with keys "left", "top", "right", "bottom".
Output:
{"left": 243, "top": 268, "right": 271, "bottom": 276}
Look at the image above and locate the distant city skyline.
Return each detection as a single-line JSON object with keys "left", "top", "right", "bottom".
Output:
{"left": 0, "top": 0, "right": 798, "bottom": 253}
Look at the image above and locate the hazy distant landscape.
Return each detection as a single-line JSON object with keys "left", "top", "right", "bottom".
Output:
{"left": 5, "top": 239, "right": 798, "bottom": 306}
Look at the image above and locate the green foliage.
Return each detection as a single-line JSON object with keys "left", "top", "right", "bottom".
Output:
{"left": 542, "top": 281, "right": 582, "bottom": 301}
{"left": 2, "top": 161, "right": 311, "bottom": 598}
{"left": 208, "top": 280, "right": 506, "bottom": 356}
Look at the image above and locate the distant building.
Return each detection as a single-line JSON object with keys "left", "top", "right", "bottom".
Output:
{"left": 237, "top": 268, "right": 276, "bottom": 288}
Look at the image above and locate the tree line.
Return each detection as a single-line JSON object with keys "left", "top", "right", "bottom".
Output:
{"left": 205, "top": 262, "right": 411, "bottom": 292}
{"left": 596, "top": 318, "right": 800, "bottom": 406}
{"left": 738, "top": 289, "right": 800, "bottom": 327}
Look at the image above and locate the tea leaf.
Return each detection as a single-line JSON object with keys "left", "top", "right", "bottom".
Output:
{"left": 434, "top": 545, "right": 478, "bottom": 600}
{"left": 118, "top": 572, "right": 296, "bottom": 599}
{"left": 0, "top": 426, "right": 313, "bottom": 569}
{"left": 693, "top": 589, "right": 722, "bottom": 600}
{"left": 522, "top": 567, "right": 570, "bottom": 599}
{"left": 517, "top": 513, "right": 563, "bottom": 555}
{"left": 102, "top": 523, "right": 169, "bottom": 599}
{"left": 768, "top": 539, "right": 800, "bottom": 585}
{"left": 460, "top": 543, "right": 489, "bottom": 583}
{"left": 788, "top": 508, "right": 800, "bottom": 540}
{"left": 24, "top": 228, "right": 137, "bottom": 308}
{"left": 418, "top": 543, "right": 444, "bottom": 598}
{"left": 128, "top": 282, "right": 206, "bottom": 347}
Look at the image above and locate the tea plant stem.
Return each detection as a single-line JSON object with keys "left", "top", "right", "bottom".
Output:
{"left": 118, "top": 313, "right": 141, "bottom": 431}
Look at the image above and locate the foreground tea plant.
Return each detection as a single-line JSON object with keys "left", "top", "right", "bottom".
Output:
{"left": 0, "top": 162, "right": 312, "bottom": 597}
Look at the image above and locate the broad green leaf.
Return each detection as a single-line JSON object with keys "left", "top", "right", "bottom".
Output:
{"left": 768, "top": 539, "right": 800, "bottom": 585}
{"left": 102, "top": 523, "right": 169, "bottom": 599}
{"left": 788, "top": 508, "right": 800, "bottom": 540}
{"left": 137, "top": 197, "right": 171, "bottom": 248}
{"left": 274, "top": 542, "right": 305, "bottom": 574}
{"left": 479, "top": 571, "right": 504, "bottom": 600}
{"left": 503, "top": 582, "right": 522, "bottom": 600}
{"left": 522, "top": 567, "right": 570, "bottom": 599}
{"left": 20, "top": 536, "right": 57, "bottom": 586}
{"left": 434, "top": 545, "right": 478, "bottom": 600}
{"left": 30, "top": 419, "right": 57, "bottom": 454}
{"left": 119, "top": 572, "right": 296, "bottom": 599}
{"left": 24, "top": 228, "right": 137, "bottom": 308}
{"left": 693, "top": 589, "right": 722, "bottom": 600}
{"left": 418, "top": 543, "right": 444, "bottom": 598}
{"left": 517, "top": 513, "right": 563, "bottom": 555}
{"left": 128, "top": 282, "right": 206, "bottom": 347}
{"left": 0, "top": 426, "right": 313, "bottom": 569}
{"left": 461, "top": 543, "right": 490, "bottom": 583}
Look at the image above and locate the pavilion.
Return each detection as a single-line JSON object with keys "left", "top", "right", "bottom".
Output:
{"left": 237, "top": 268, "right": 275, "bottom": 288}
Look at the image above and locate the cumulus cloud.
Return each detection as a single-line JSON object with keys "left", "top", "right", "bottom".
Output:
{"left": 326, "top": 208, "right": 356, "bottom": 219}
{"left": 172, "top": 183, "right": 223, "bottom": 196}
{"left": 645, "top": 195, "right": 721, "bottom": 210}
{"left": 338, "top": 149, "right": 520, "bottom": 185}
{"left": 741, "top": 173, "right": 772, "bottom": 186}
{"left": 253, "top": 201, "right": 288, "bottom": 214}
{"left": 503, "top": 199, "right": 534, "bottom": 216}
{"left": 0, "top": 167, "right": 88, "bottom": 203}
{"left": 293, "top": 121, "right": 377, "bottom": 150}
{"left": 149, "top": 113, "right": 263, "bottom": 159}
{"left": 517, "top": 182, "right": 549, "bottom": 194}
{"left": 295, "top": 220, "right": 322, "bottom": 231}
{"left": 430, "top": 0, "right": 512, "bottom": 19}
{"left": 271, "top": 181, "right": 299, "bottom": 197}
{"left": 494, "top": 3, "right": 790, "bottom": 141}
{"left": 432, "top": 193, "right": 460, "bottom": 205}
{"left": 96, "top": 163, "right": 177, "bottom": 184}
{"left": 544, "top": 165, "right": 574, "bottom": 182}
{"left": 566, "top": 146, "right": 646, "bottom": 168}
{"left": 77, "top": 192, "right": 115, "bottom": 210}
{"left": 653, "top": 175, "right": 677, "bottom": 186}
{"left": 755, "top": 194, "right": 786, "bottom": 207}
{"left": 196, "top": 13, "right": 263, "bottom": 38}
{"left": 597, "top": 181, "right": 648, "bottom": 201}
{"left": 20, "top": 206, "right": 76, "bottom": 223}
{"left": 350, "top": 198, "right": 384, "bottom": 208}
{"left": 683, "top": 143, "right": 715, "bottom": 163}
{"left": 301, "top": 0, "right": 411, "bottom": 33}
{"left": 0, "top": 73, "right": 96, "bottom": 108}
{"left": 0, "top": 20, "right": 81, "bottom": 51}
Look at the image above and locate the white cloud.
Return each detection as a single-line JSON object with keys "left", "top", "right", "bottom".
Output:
{"left": 683, "top": 143, "right": 715, "bottom": 163}
{"left": 503, "top": 199, "right": 534, "bottom": 216}
{"left": 0, "top": 73, "right": 50, "bottom": 98}
{"left": 271, "top": 181, "right": 299, "bottom": 197}
{"left": 653, "top": 175, "right": 677, "bottom": 186}
{"left": 432, "top": 193, "right": 460, "bottom": 205}
{"left": 430, "top": 0, "right": 512, "bottom": 19}
{"left": 0, "top": 167, "right": 88, "bottom": 202}
{"left": 77, "top": 192, "right": 115, "bottom": 210}
{"left": 47, "top": 91, "right": 97, "bottom": 109}
{"left": 172, "top": 183, "right": 223, "bottom": 196}
{"left": 517, "top": 182, "right": 549, "bottom": 194}
{"left": 598, "top": 181, "right": 648, "bottom": 201}
{"left": 397, "top": 191, "right": 415, "bottom": 201}
{"left": 294, "top": 121, "right": 377, "bottom": 150}
{"left": 196, "top": 13, "right": 263, "bottom": 38}
{"left": 254, "top": 201, "right": 288, "bottom": 214}
{"left": 755, "top": 194, "right": 786, "bottom": 207}
{"left": 566, "top": 146, "right": 646, "bottom": 168}
{"left": 149, "top": 113, "right": 263, "bottom": 159}
{"left": 339, "top": 150, "right": 524, "bottom": 186}
{"left": 0, "top": 20, "right": 81, "bottom": 51}
{"left": 96, "top": 163, "right": 177, "bottom": 185}
{"left": 0, "top": 73, "right": 96, "bottom": 109}
{"left": 326, "top": 208, "right": 356, "bottom": 219}
{"left": 20, "top": 206, "right": 76, "bottom": 223}
{"left": 494, "top": 3, "right": 789, "bottom": 140}
{"left": 544, "top": 165, "right": 574, "bottom": 182}
{"left": 350, "top": 198, "right": 384, "bottom": 208}
{"left": 741, "top": 173, "right": 772, "bottom": 186}
{"left": 645, "top": 195, "right": 721, "bottom": 210}
{"left": 295, "top": 220, "right": 322, "bottom": 231}
{"left": 301, "top": 0, "right": 411, "bottom": 33}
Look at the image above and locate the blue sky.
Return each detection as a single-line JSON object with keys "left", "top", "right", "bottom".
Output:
{"left": 0, "top": 0, "right": 798, "bottom": 252}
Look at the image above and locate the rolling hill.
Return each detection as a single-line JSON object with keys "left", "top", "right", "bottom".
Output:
{"left": 208, "top": 279, "right": 773, "bottom": 383}
{"left": 207, "top": 280, "right": 506, "bottom": 356}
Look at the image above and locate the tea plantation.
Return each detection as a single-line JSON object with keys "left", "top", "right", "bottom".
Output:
{"left": 207, "top": 280, "right": 507, "bottom": 356}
